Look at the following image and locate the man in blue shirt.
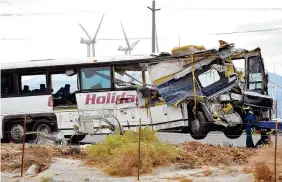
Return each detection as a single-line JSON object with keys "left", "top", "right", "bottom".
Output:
{"left": 243, "top": 106, "right": 257, "bottom": 148}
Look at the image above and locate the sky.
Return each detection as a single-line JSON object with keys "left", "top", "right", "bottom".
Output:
{"left": 1, "top": 0, "right": 282, "bottom": 76}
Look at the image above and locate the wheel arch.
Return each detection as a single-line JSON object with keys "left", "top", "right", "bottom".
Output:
{"left": 187, "top": 101, "right": 212, "bottom": 122}
{"left": 2, "top": 113, "right": 58, "bottom": 138}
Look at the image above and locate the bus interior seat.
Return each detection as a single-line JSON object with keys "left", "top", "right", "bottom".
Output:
{"left": 53, "top": 87, "right": 64, "bottom": 98}
{"left": 63, "top": 84, "right": 70, "bottom": 98}
{"left": 32, "top": 89, "right": 40, "bottom": 93}
{"left": 22, "top": 85, "right": 31, "bottom": 94}
{"left": 40, "top": 84, "right": 46, "bottom": 92}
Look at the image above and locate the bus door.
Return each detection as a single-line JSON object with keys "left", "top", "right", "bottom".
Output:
{"left": 49, "top": 69, "right": 80, "bottom": 135}
{"left": 244, "top": 51, "right": 268, "bottom": 95}
{"left": 76, "top": 66, "right": 117, "bottom": 134}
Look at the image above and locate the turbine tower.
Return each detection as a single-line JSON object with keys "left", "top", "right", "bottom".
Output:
{"left": 155, "top": 23, "right": 159, "bottom": 52}
{"left": 118, "top": 21, "right": 140, "bottom": 55}
{"left": 79, "top": 14, "right": 104, "bottom": 57}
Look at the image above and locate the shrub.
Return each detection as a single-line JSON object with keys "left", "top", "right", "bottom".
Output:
{"left": 86, "top": 127, "right": 182, "bottom": 176}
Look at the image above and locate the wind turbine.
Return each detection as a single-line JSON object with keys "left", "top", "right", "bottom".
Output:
{"left": 79, "top": 14, "right": 104, "bottom": 57}
{"left": 118, "top": 21, "right": 140, "bottom": 55}
{"left": 156, "top": 25, "right": 159, "bottom": 52}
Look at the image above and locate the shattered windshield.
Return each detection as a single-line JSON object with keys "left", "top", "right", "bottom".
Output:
{"left": 248, "top": 56, "right": 263, "bottom": 90}
{"left": 198, "top": 69, "right": 220, "bottom": 87}
{"left": 115, "top": 70, "right": 143, "bottom": 88}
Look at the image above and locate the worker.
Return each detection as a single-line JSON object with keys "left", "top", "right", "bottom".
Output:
{"left": 243, "top": 106, "right": 257, "bottom": 148}
{"left": 255, "top": 128, "right": 273, "bottom": 148}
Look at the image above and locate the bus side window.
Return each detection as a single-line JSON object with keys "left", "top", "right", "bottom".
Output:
{"left": 20, "top": 74, "right": 47, "bottom": 95}
{"left": 1, "top": 73, "right": 15, "bottom": 95}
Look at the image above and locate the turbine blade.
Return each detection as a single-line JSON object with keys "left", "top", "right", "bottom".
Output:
{"left": 120, "top": 21, "right": 130, "bottom": 48}
{"left": 78, "top": 23, "right": 91, "bottom": 40}
{"left": 130, "top": 40, "right": 140, "bottom": 49}
{"left": 93, "top": 14, "right": 104, "bottom": 41}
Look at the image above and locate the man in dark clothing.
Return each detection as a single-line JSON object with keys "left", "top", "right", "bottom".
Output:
{"left": 243, "top": 106, "right": 257, "bottom": 148}
{"left": 243, "top": 106, "right": 273, "bottom": 148}
{"left": 255, "top": 128, "right": 272, "bottom": 148}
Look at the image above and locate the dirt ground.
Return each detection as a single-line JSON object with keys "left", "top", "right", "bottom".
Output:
{"left": 1, "top": 158, "right": 255, "bottom": 182}
{"left": 1, "top": 138, "right": 282, "bottom": 182}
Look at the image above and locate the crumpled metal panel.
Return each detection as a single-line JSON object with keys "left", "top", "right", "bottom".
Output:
{"left": 156, "top": 74, "right": 203, "bottom": 106}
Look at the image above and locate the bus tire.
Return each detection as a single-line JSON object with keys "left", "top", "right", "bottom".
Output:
{"left": 223, "top": 126, "right": 243, "bottom": 139}
{"left": 32, "top": 121, "right": 52, "bottom": 140}
{"left": 7, "top": 123, "right": 24, "bottom": 143}
{"left": 65, "top": 134, "right": 86, "bottom": 143}
{"left": 190, "top": 111, "right": 208, "bottom": 140}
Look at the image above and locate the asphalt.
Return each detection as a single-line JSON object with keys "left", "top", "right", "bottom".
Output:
{"left": 81, "top": 131, "right": 282, "bottom": 148}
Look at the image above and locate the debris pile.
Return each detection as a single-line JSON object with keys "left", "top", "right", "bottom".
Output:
{"left": 1, "top": 144, "right": 85, "bottom": 173}
{"left": 178, "top": 142, "right": 255, "bottom": 168}
{"left": 246, "top": 144, "right": 282, "bottom": 181}
{"left": 254, "top": 162, "right": 273, "bottom": 181}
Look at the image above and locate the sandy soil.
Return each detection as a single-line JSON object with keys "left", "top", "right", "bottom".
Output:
{"left": 1, "top": 157, "right": 255, "bottom": 182}
{"left": 1, "top": 136, "right": 282, "bottom": 182}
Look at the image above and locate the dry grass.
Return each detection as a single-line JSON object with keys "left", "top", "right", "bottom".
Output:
{"left": 178, "top": 142, "right": 254, "bottom": 168}
{"left": 85, "top": 128, "right": 257, "bottom": 177}
{"left": 244, "top": 144, "right": 282, "bottom": 181}
{"left": 85, "top": 127, "right": 182, "bottom": 176}
{"left": 1, "top": 144, "right": 85, "bottom": 173}
{"left": 254, "top": 162, "right": 273, "bottom": 181}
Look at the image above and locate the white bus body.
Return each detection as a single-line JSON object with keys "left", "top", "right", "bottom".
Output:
{"left": 1, "top": 55, "right": 187, "bottom": 143}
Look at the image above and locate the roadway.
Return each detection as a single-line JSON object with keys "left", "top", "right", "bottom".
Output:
{"left": 81, "top": 131, "right": 282, "bottom": 148}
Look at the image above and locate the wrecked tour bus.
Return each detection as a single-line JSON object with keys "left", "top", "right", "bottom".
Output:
{"left": 0, "top": 40, "right": 273, "bottom": 143}
{"left": 78, "top": 40, "right": 273, "bottom": 140}
{"left": 146, "top": 40, "right": 273, "bottom": 139}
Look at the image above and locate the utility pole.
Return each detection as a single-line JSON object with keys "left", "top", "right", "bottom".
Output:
{"left": 147, "top": 0, "right": 160, "bottom": 53}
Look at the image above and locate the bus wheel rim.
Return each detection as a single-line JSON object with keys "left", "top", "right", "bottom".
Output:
{"left": 37, "top": 124, "right": 51, "bottom": 134}
{"left": 191, "top": 119, "right": 200, "bottom": 133}
{"left": 11, "top": 124, "right": 24, "bottom": 140}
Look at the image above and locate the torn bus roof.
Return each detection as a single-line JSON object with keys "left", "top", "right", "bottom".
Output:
{"left": 148, "top": 40, "right": 261, "bottom": 107}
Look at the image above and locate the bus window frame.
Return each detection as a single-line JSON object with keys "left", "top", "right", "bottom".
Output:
{"left": 1, "top": 72, "right": 17, "bottom": 97}
{"left": 48, "top": 68, "right": 79, "bottom": 93}
{"left": 17, "top": 69, "right": 51, "bottom": 96}
{"left": 78, "top": 65, "right": 113, "bottom": 92}
{"left": 246, "top": 55, "right": 266, "bottom": 92}
{"left": 113, "top": 66, "right": 144, "bottom": 91}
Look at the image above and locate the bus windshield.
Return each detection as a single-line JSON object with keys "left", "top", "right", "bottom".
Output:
{"left": 248, "top": 56, "right": 264, "bottom": 90}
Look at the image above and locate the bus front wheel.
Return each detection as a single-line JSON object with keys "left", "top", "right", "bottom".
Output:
{"left": 190, "top": 111, "right": 209, "bottom": 140}
{"left": 223, "top": 126, "right": 243, "bottom": 139}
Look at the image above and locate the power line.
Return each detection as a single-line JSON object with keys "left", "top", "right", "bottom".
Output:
{"left": 0, "top": 37, "right": 170, "bottom": 41}
{"left": 0, "top": 8, "right": 148, "bottom": 17}
{"left": 210, "top": 27, "right": 282, "bottom": 35}
{"left": 162, "top": 7, "right": 282, "bottom": 11}
{"left": 1, "top": 27, "right": 282, "bottom": 42}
